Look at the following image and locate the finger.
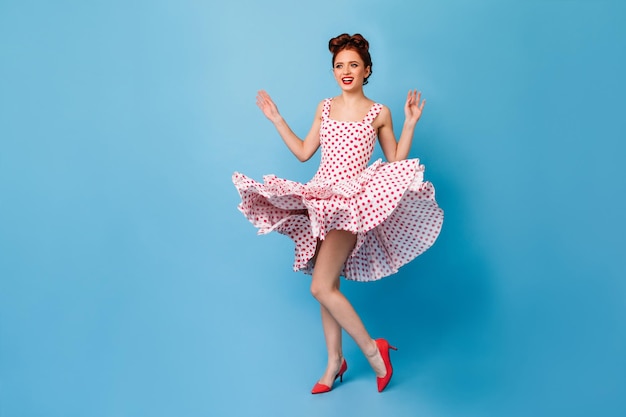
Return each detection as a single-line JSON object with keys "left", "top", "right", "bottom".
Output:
{"left": 258, "top": 90, "right": 270, "bottom": 102}
{"left": 258, "top": 94, "right": 270, "bottom": 107}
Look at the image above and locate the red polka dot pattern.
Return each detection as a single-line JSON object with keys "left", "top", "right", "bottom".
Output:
{"left": 232, "top": 98, "right": 444, "bottom": 281}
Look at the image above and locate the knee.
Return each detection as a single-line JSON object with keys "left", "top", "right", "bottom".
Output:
{"left": 310, "top": 279, "right": 338, "bottom": 302}
{"left": 310, "top": 281, "right": 330, "bottom": 302}
{"left": 310, "top": 281, "right": 323, "bottom": 301}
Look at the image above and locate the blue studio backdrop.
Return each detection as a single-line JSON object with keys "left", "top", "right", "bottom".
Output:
{"left": 1, "top": 1, "right": 625, "bottom": 417}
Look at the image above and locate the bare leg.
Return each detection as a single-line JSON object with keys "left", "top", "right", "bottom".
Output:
{"left": 313, "top": 237, "right": 345, "bottom": 387}
{"left": 311, "top": 230, "right": 386, "bottom": 385}
{"left": 316, "top": 304, "right": 344, "bottom": 387}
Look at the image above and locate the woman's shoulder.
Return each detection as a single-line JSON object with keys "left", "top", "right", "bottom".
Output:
{"left": 374, "top": 102, "right": 391, "bottom": 117}
{"left": 315, "top": 98, "right": 336, "bottom": 108}
{"left": 315, "top": 99, "right": 329, "bottom": 112}
{"left": 371, "top": 103, "right": 391, "bottom": 129}
{"left": 311, "top": 99, "right": 330, "bottom": 120}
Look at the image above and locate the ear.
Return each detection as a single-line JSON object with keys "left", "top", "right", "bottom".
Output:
{"left": 365, "top": 66, "right": 371, "bottom": 77}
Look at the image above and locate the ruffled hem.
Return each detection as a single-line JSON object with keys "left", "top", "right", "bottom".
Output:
{"left": 232, "top": 158, "right": 443, "bottom": 281}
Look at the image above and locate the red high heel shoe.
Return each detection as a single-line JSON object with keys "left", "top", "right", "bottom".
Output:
{"left": 375, "top": 338, "right": 398, "bottom": 392}
{"left": 311, "top": 358, "right": 348, "bottom": 394}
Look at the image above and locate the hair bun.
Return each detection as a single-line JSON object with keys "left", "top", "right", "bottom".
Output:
{"left": 328, "top": 33, "right": 369, "bottom": 54}
{"left": 349, "top": 34, "right": 368, "bottom": 50}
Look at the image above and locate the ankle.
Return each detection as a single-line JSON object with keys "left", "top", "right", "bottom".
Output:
{"left": 327, "top": 354, "right": 343, "bottom": 365}
{"left": 327, "top": 348, "right": 343, "bottom": 359}
{"left": 364, "top": 339, "right": 379, "bottom": 358}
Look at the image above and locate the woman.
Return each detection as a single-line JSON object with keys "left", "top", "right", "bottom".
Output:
{"left": 232, "top": 33, "right": 443, "bottom": 393}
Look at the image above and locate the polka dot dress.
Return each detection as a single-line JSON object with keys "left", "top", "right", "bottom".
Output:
{"left": 232, "top": 98, "right": 444, "bottom": 281}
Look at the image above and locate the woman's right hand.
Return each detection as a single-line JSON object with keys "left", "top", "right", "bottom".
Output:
{"left": 256, "top": 90, "right": 282, "bottom": 124}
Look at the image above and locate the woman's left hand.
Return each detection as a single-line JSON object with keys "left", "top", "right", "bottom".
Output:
{"left": 404, "top": 90, "right": 425, "bottom": 124}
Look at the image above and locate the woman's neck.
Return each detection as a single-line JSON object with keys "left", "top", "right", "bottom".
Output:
{"left": 337, "top": 90, "right": 368, "bottom": 107}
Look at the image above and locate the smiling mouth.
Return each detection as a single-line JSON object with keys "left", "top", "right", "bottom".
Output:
{"left": 342, "top": 77, "right": 354, "bottom": 84}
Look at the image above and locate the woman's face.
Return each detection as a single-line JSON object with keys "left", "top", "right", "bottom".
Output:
{"left": 333, "top": 49, "right": 370, "bottom": 90}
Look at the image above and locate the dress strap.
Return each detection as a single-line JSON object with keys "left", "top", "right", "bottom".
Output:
{"left": 322, "top": 98, "right": 332, "bottom": 119}
{"left": 362, "top": 103, "right": 383, "bottom": 124}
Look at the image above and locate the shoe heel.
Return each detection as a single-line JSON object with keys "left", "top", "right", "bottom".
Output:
{"left": 390, "top": 345, "right": 398, "bottom": 351}
{"left": 337, "top": 359, "right": 347, "bottom": 383}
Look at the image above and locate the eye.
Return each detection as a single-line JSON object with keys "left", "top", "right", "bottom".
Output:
{"left": 335, "top": 64, "right": 343, "bottom": 69}
{"left": 351, "top": 63, "right": 358, "bottom": 68}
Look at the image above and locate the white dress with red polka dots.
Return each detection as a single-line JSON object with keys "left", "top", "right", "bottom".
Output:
{"left": 232, "top": 98, "right": 443, "bottom": 282}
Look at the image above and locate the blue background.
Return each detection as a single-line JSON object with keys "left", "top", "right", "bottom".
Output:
{"left": 1, "top": 1, "right": 625, "bottom": 416}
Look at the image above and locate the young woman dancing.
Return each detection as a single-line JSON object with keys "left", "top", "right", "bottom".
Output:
{"left": 232, "top": 33, "right": 443, "bottom": 394}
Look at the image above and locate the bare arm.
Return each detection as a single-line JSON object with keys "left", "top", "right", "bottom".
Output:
{"left": 256, "top": 90, "right": 321, "bottom": 162}
{"left": 376, "top": 90, "right": 426, "bottom": 162}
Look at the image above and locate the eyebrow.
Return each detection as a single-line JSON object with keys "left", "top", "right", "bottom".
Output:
{"left": 335, "top": 61, "right": 360, "bottom": 64}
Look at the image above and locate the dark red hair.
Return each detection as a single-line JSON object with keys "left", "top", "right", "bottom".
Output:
{"left": 329, "top": 33, "right": 373, "bottom": 85}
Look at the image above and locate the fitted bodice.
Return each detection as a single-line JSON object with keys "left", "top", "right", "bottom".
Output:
{"left": 309, "top": 99, "right": 383, "bottom": 186}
